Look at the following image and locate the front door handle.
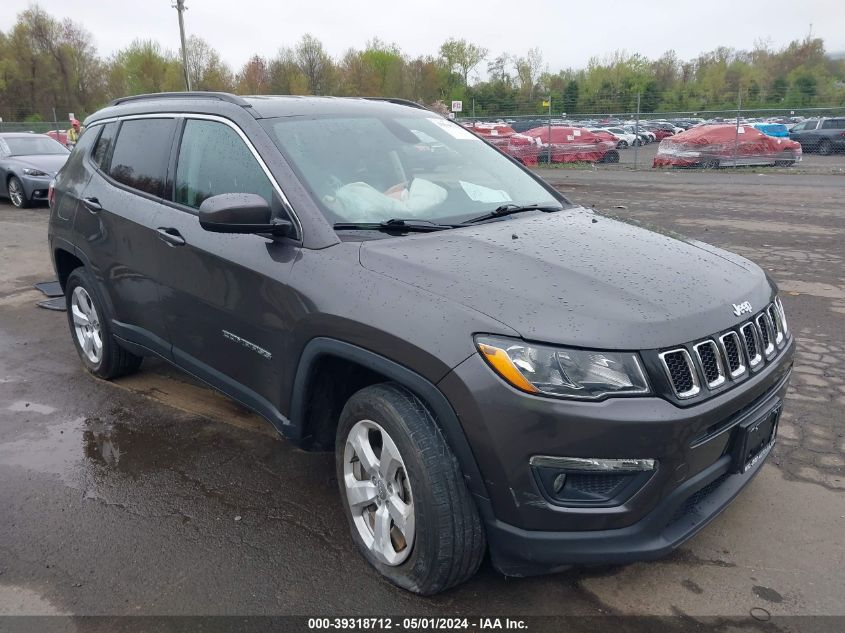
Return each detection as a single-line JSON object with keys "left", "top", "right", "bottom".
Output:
{"left": 83, "top": 197, "right": 102, "bottom": 212}
{"left": 156, "top": 227, "right": 186, "bottom": 246}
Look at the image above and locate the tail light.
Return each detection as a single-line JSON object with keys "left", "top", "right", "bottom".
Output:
{"left": 48, "top": 179, "right": 55, "bottom": 209}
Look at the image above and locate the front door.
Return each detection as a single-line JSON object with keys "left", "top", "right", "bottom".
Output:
{"left": 152, "top": 117, "right": 300, "bottom": 422}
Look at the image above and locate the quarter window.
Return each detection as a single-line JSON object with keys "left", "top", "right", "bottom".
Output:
{"left": 821, "top": 119, "right": 845, "bottom": 129}
{"left": 109, "top": 118, "right": 176, "bottom": 197}
{"left": 175, "top": 119, "right": 274, "bottom": 209}
{"left": 91, "top": 122, "right": 118, "bottom": 170}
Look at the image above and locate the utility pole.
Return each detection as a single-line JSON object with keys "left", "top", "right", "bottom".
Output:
{"left": 174, "top": 0, "right": 192, "bottom": 91}
{"left": 634, "top": 93, "right": 640, "bottom": 170}
{"left": 547, "top": 96, "right": 552, "bottom": 165}
{"left": 733, "top": 88, "right": 741, "bottom": 169}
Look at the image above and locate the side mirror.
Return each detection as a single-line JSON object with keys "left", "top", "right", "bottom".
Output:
{"left": 198, "top": 193, "right": 292, "bottom": 236}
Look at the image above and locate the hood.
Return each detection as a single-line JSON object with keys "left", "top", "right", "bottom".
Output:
{"left": 8, "top": 154, "right": 69, "bottom": 176}
{"left": 359, "top": 208, "right": 773, "bottom": 350}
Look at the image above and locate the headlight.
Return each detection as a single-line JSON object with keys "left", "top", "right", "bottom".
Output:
{"left": 22, "top": 168, "right": 48, "bottom": 176}
{"left": 476, "top": 335, "right": 650, "bottom": 400}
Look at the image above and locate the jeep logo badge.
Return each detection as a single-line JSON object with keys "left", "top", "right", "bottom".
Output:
{"left": 732, "top": 301, "right": 753, "bottom": 316}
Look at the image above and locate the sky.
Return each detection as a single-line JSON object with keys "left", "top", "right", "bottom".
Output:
{"left": 4, "top": 0, "right": 845, "bottom": 76}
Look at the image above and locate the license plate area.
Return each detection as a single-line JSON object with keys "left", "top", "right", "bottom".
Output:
{"left": 731, "top": 405, "right": 781, "bottom": 474}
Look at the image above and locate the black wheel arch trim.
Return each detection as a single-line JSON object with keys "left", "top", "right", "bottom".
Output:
{"left": 290, "top": 337, "right": 490, "bottom": 499}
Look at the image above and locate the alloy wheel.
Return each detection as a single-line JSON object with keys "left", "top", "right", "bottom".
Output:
{"left": 343, "top": 419, "right": 415, "bottom": 566}
{"left": 71, "top": 286, "right": 103, "bottom": 364}
{"left": 8, "top": 178, "right": 25, "bottom": 208}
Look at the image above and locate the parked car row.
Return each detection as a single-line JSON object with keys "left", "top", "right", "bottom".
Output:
{"left": 463, "top": 122, "right": 619, "bottom": 165}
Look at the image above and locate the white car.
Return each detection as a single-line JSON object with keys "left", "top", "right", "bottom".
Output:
{"left": 598, "top": 127, "right": 638, "bottom": 148}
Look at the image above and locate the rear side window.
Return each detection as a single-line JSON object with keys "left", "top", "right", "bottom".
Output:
{"left": 174, "top": 119, "right": 274, "bottom": 209}
{"left": 91, "top": 122, "right": 118, "bottom": 170}
{"left": 109, "top": 118, "right": 176, "bottom": 197}
{"left": 821, "top": 119, "right": 845, "bottom": 129}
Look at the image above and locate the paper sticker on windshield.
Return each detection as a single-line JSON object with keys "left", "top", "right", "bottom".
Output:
{"left": 738, "top": 127, "right": 745, "bottom": 134}
{"left": 573, "top": 130, "right": 581, "bottom": 136}
{"left": 460, "top": 181, "right": 512, "bottom": 203}
{"left": 428, "top": 118, "right": 480, "bottom": 141}
{"left": 567, "top": 135, "right": 574, "bottom": 141}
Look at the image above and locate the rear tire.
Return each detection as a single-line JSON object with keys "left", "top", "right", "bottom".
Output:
{"left": 617, "top": 140, "right": 628, "bottom": 149}
{"left": 8, "top": 176, "right": 29, "bottom": 208}
{"left": 817, "top": 139, "right": 832, "bottom": 156}
{"left": 335, "top": 383, "right": 485, "bottom": 595}
{"left": 65, "top": 267, "right": 143, "bottom": 380}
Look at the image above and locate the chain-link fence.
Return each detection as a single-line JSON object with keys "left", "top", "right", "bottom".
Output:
{"left": 456, "top": 99, "right": 845, "bottom": 172}
{"left": 0, "top": 106, "right": 79, "bottom": 145}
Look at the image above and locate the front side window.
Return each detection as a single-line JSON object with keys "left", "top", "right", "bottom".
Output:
{"left": 261, "top": 112, "right": 562, "bottom": 226}
{"left": 175, "top": 119, "right": 274, "bottom": 209}
{"left": 109, "top": 118, "right": 176, "bottom": 197}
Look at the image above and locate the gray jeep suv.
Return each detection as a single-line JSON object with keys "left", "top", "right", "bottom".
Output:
{"left": 48, "top": 93, "right": 794, "bottom": 594}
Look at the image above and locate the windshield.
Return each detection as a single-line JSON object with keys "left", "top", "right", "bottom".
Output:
{"left": 261, "top": 112, "right": 562, "bottom": 226}
{"left": 5, "top": 136, "right": 69, "bottom": 156}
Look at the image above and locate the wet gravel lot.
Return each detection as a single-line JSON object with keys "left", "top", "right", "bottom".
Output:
{"left": 0, "top": 169, "right": 843, "bottom": 628}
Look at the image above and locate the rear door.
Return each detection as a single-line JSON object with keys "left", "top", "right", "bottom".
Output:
{"left": 151, "top": 116, "right": 300, "bottom": 417}
{"left": 74, "top": 117, "right": 177, "bottom": 352}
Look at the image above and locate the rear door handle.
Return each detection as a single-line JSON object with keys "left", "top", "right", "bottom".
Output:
{"left": 82, "top": 197, "right": 102, "bottom": 212}
{"left": 155, "top": 227, "right": 186, "bottom": 246}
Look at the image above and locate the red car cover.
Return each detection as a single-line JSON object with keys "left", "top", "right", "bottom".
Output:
{"left": 654, "top": 124, "right": 802, "bottom": 167}
{"left": 523, "top": 126, "right": 615, "bottom": 163}
{"left": 466, "top": 123, "right": 540, "bottom": 166}
{"left": 591, "top": 130, "right": 620, "bottom": 143}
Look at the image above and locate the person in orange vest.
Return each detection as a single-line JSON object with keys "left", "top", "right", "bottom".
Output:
{"left": 67, "top": 119, "right": 82, "bottom": 146}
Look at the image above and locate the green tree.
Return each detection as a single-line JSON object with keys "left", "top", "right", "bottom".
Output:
{"left": 439, "top": 39, "right": 488, "bottom": 87}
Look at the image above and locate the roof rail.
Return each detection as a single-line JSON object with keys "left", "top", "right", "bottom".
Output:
{"left": 360, "top": 97, "right": 428, "bottom": 111}
{"left": 109, "top": 92, "right": 252, "bottom": 108}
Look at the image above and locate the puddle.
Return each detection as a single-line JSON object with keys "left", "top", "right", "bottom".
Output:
{"left": 0, "top": 411, "right": 180, "bottom": 486}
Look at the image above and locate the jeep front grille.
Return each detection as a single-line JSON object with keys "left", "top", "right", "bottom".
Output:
{"left": 658, "top": 302, "right": 788, "bottom": 400}
{"left": 767, "top": 304, "right": 785, "bottom": 347}
{"left": 740, "top": 322, "right": 762, "bottom": 368}
{"left": 658, "top": 349, "right": 700, "bottom": 399}
{"left": 718, "top": 331, "right": 746, "bottom": 378}
{"left": 756, "top": 312, "right": 775, "bottom": 358}
{"left": 693, "top": 340, "right": 725, "bottom": 388}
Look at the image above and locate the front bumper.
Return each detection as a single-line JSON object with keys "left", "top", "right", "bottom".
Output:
{"left": 438, "top": 336, "right": 793, "bottom": 575}
{"left": 19, "top": 174, "right": 52, "bottom": 202}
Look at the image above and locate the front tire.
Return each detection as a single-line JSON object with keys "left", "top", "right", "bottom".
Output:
{"left": 617, "top": 140, "right": 628, "bottom": 149}
{"left": 336, "top": 383, "right": 485, "bottom": 595}
{"left": 65, "top": 267, "right": 143, "bottom": 379}
{"left": 8, "top": 176, "right": 29, "bottom": 208}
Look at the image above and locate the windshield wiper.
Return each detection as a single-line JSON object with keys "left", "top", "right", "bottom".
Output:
{"left": 460, "top": 203, "right": 563, "bottom": 225}
{"left": 333, "top": 218, "right": 456, "bottom": 233}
